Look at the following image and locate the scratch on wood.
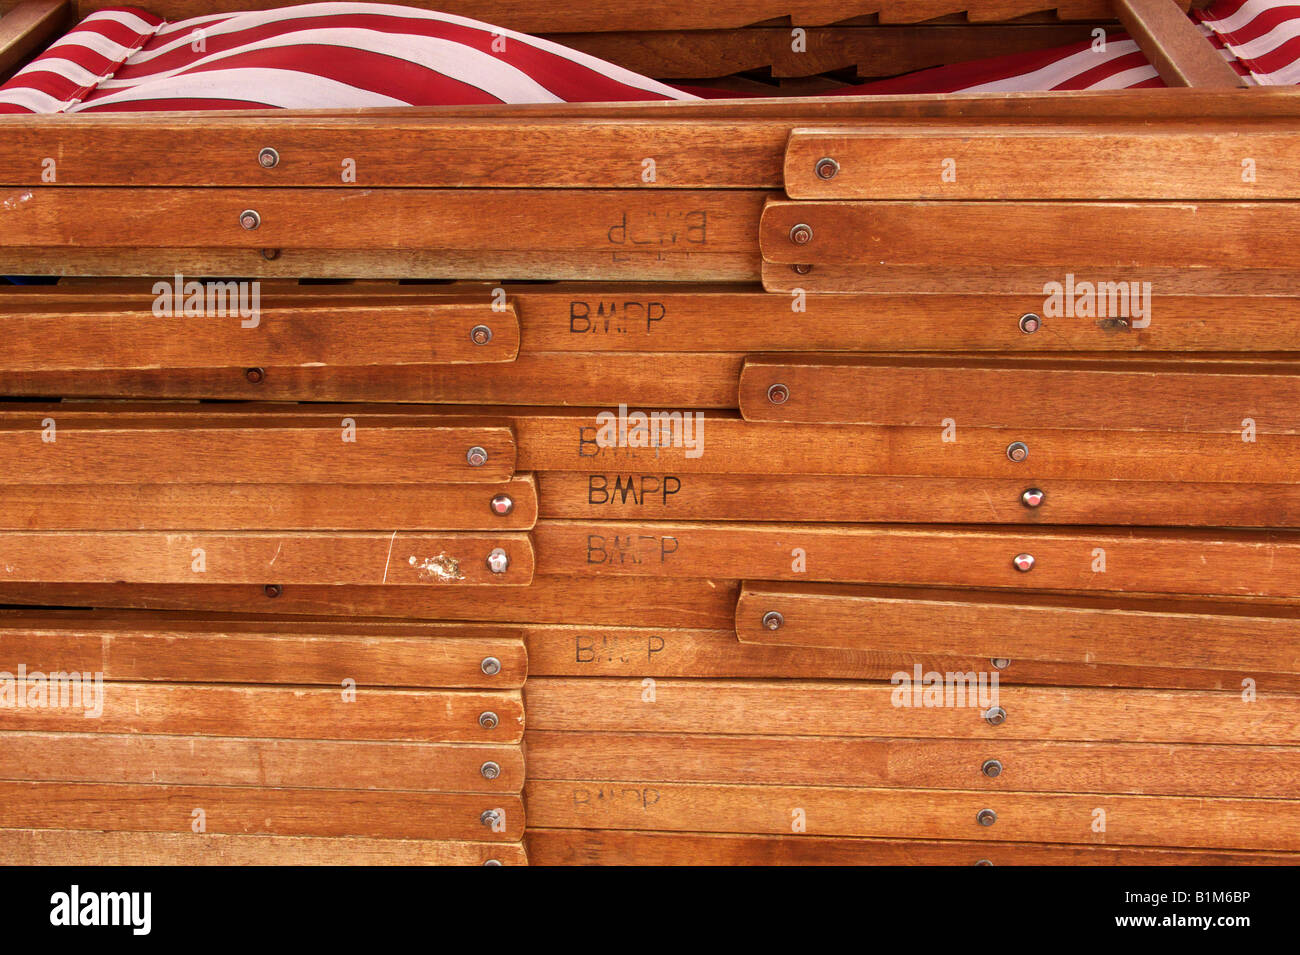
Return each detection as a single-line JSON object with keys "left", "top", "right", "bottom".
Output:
{"left": 381, "top": 530, "right": 397, "bottom": 584}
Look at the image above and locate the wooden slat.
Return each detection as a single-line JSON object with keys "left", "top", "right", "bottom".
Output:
{"left": 0, "top": 0, "right": 66, "bottom": 79}
{"left": 0, "top": 476, "right": 538, "bottom": 531}
{"left": 739, "top": 357, "right": 1300, "bottom": 433}
{"left": 536, "top": 521, "right": 1300, "bottom": 598}
{"left": 1115, "top": 0, "right": 1245, "bottom": 88}
{"left": 736, "top": 583, "right": 1300, "bottom": 672}
{"left": 525, "top": 780, "right": 1300, "bottom": 850}
{"left": 0, "top": 683, "right": 524, "bottom": 743}
{"left": 0, "top": 531, "right": 534, "bottom": 585}
{"left": 760, "top": 199, "right": 1300, "bottom": 271}
{"left": 525, "top": 731, "right": 1300, "bottom": 798}
{"left": 0, "top": 413, "right": 516, "bottom": 485}
{"left": 0, "top": 732, "right": 524, "bottom": 792}
{"left": 784, "top": 126, "right": 1288, "bottom": 198}
{"left": 525, "top": 828, "right": 1293, "bottom": 866}
{"left": 0, "top": 300, "right": 521, "bottom": 371}
{"left": 0, "top": 617, "right": 527, "bottom": 686}
{"left": 0, "top": 780, "right": 523, "bottom": 840}
{"left": 525, "top": 678, "right": 1300, "bottom": 744}
{"left": 0, "top": 828, "right": 525, "bottom": 864}
{"left": 537, "top": 471, "right": 1300, "bottom": 527}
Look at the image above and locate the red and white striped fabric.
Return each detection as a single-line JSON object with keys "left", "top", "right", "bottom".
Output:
{"left": 1, "top": 1, "right": 1298, "bottom": 113}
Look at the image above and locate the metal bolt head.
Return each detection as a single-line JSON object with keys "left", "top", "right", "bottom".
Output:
{"left": 766, "top": 383, "right": 789, "bottom": 405}
{"left": 480, "top": 760, "right": 501, "bottom": 780}
{"left": 1006, "top": 441, "right": 1029, "bottom": 463}
{"left": 991, "top": 657, "right": 1011, "bottom": 670}
{"left": 1018, "top": 312, "right": 1041, "bottom": 334}
{"left": 486, "top": 547, "right": 509, "bottom": 575}
{"left": 983, "top": 705, "right": 1007, "bottom": 726}
{"left": 470, "top": 324, "right": 493, "bottom": 345}
{"left": 761, "top": 610, "right": 784, "bottom": 631}
{"left": 977, "top": 808, "right": 998, "bottom": 827}
{"left": 480, "top": 656, "right": 501, "bottom": 676}
{"left": 814, "top": 157, "right": 840, "bottom": 180}
{"left": 489, "top": 493, "right": 514, "bottom": 516}
{"left": 982, "top": 758, "right": 1003, "bottom": 778}
{"left": 975, "top": 859, "right": 994, "bottom": 866}
{"left": 244, "top": 366, "right": 264, "bottom": 384}
{"left": 480, "top": 809, "right": 501, "bottom": 828}
{"left": 478, "top": 711, "right": 499, "bottom": 730}
{"left": 466, "top": 446, "right": 488, "bottom": 467}
{"left": 239, "top": 209, "right": 261, "bottom": 230}
{"left": 483, "top": 859, "right": 502, "bottom": 866}
{"left": 261, "top": 248, "right": 281, "bottom": 261}
{"left": 1021, "top": 487, "right": 1045, "bottom": 508}
{"left": 789, "top": 223, "right": 814, "bottom": 245}
{"left": 1012, "top": 553, "right": 1035, "bottom": 572}
{"left": 791, "top": 263, "right": 814, "bottom": 275}
{"left": 257, "top": 147, "right": 280, "bottom": 168}
{"left": 263, "top": 584, "right": 282, "bottom": 599}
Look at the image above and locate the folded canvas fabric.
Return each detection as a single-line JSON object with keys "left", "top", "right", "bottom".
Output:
{"left": 0, "top": 0, "right": 1295, "bottom": 114}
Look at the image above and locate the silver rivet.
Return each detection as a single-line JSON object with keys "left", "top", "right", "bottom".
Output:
{"left": 983, "top": 705, "right": 1007, "bottom": 726}
{"left": 480, "top": 761, "right": 501, "bottom": 780}
{"left": 762, "top": 610, "right": 784, "bottom": 631}
{"left": 1006, "top": 441, "right": 1029, "bottom": 463}
{"left": 490, "top": 494, "right": 514, "bottom": 516}
{"left": 814, "top": 157, "right": 840, "bottom": 180}
{"left": 466, "top": 446, "right": 488, "bottom": 467}
{"left": 480, "top": 809, "right": 501, "bottom": 828}
{"left": 982, "top": 759, "right": 1003, "bottom": 778}
{"left": 1012, "top": 553, "right": 1035, "bottom": 572}
{"left": 991, "top": 657, "right": 1010, "bottom": 670}
{"left": 789, "top": 223, "right": 814, "bottom": 245}
{"left": 483, "top": 859, "right": 502, "bottom": 866}
{"left": 977, "top": 808, "right": 998, "bottom": 827}
{"left": 1019, "top": 312, "right": 1041, "bottom": 334}
{"left": 481, "top": 656, "right": 501, "bottom": 676}
{"left": 478, "top": 711, "right": 499, "bottom": 730}
{"left": 975, "top": 859, "right": 993, "bottom": 866}
{"left": 486, "top": 548, "right": 509, "bottom": 574}
{"left": 1021, "top": 488, "right": 1045, "bottom": 508}
{"left": 239, "top": 209, "right": 261, "bottom": 230}
{"left": 767, "top": 383, "right": 789, "bottom": 404}
{"left": 257, "top": 147, "right": 279, "bottom": 169}
{"left": 470, "top": 324, "right": 493, "bottom": 345}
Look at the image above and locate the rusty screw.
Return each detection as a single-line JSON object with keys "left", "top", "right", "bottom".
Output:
{"left": 261, "top": 248, "right": 281, "bottom": 261}
{"left": 791, "top": 263, "right": 814, "bottom": 275}
{"left": 977, "top": 808, "right": 998, "bottom": 827}
{"left": 263, "top": 584, "right": 282, "bottom": 599}
{"left": 239, "top": 209, "right": 261, "bottom": 231}
{"left": 490, "top": 494, "right": 514, "bottom": 516}
{"left": 1019, "top": 312, "right": 1041, "bottom": 334}
{"left": 257, "top": 147, "right": 280, "bottom": 169}
{"left": 789, "top": 223, "right": 814, "bottom": 246}
{"left": 466, "top": 446, "right": 488, "bottom": 468}
{"left": 762, "top": 611, "right": 784, "bottom": 631}
{"left": 480, "top": 761, "right": 501, "bottom": 780}
{"left": 486, "top": 548, "right": 509, "bottom": 574}
{"left": 767, "top": 383, "right": 789, "bottom": 405}
{"left": 814, "top": 157, "right": 840, "bottom": 180}
{"left": 478, "top": 711, "right": 499, "bottom": 730}
{"left": 1006, "top": 441, "right": 1029, "bottom": 463}
{"left": 244, "top": 367, "right": 264, "bottom": 384}
{"left": 982, "top": 759, "right": 1003, "bottom": 778}
{"left": 470, "top": 324, "right": 493, "bottom": 345}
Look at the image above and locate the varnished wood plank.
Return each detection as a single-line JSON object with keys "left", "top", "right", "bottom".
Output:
{"left": 760, "top": 199, "right": 1300, "bottom": 271}
{"left": 0, "top": 477, "right": 538, "bottom": 531}
{"left": 0, "top": 531, "right": 534, "bottom": 586}
{"left": 535, "top": 521, "right": 1300, "bottom": 598}
{"left": 537, "top": 471, "right": 1300, "bottom": 527}
{"left": 736, "top": 583, "right": 1300, "bottom": 672}
{"left": 525, "top": 779, "right": 1300, "bottom": 849}
{"left": 0, "top": 414, "right": 516, "bottom": 484}
{"left": 0, "top": 732, "right": 523, "bottom": 792}
{"left": 1116, "top": 0, "right": 1244, "bottom": 87}
{"left": 526, "top": 828, "right": 1292, "bottom": 866}
{"left": 526, "top": 678, "right": 1300, "bottom": 744}
{"left": 739, "top": 356, "right": 1300, "bottom": 433}
{"left": 0, "top": 617, "right": 527, "bottom": 686}
{"left": 0, "top": 828, "right": 525, "bottom": 865}
{"left": 785, "top": 126, "right": 1286, "bottom": 199}
{"left": 0, "top": 0, "right": 66, "bottom": 79}
{"left": 525, "top": 731, "right": 1300, "bottom": 798}
{"left": 0, "top": 300, "right": 521, "bottom": 371}
{"left": 0, "top": 683, "right": 523, "bottom": 743}
{"left": 0, "top": 780, "right": 523, "bottom": 840}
